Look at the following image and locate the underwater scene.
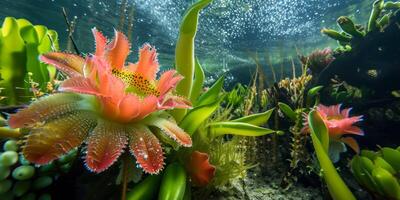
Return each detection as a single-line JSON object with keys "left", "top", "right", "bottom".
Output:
{"left": 0, "top": 0, "right": 399, "bottom": 199}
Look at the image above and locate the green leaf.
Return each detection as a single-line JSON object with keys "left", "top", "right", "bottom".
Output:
{"left": 179, "top": 98, "right": 222, "bottom": 136}
{"left": 126, "top": 174, "right": 162, "bottom": 200}
{"left": 380, "top": 147, "right": 400, "bottom": 172}
{"left": 159, "top": 163, "right": 187, "bottom": 200}
{"left": 360, "top": 150, "right": 378, "bottom": 161}
{"left": 374, "top": 157, "right": 396, "bottom": 175}
{"left": 308, "top": 110, "right": 355, "bottom": 200}
{"left": 351, "top": 156, "right": 379, "bottom": 192}
{"left": 372, "top": 167, "right": 400, "bottom": 199}
{"left": 308, "top": 110, "right": 329, "bottom": 152}
{"left": 190, "top": 57, "right": 205, "bottom": 102}
{"left": 306, "top": 86, "right": 323, "bottom": 106}
{"left": 278, "top": 102, "right": 297, "bottom": 121}
{"left": 175, "top": 0, "right": 213, "bottom": 98}
{"left": 232, "top": 108, "right": 274, "bottom": 126}
{"left": 195, "top": 75, "right": 224, "bottom": 107}
{"left": 208, "top": 121, "right": 275, "bottom": 138}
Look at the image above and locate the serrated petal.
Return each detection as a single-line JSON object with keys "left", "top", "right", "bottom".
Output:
{"left": 85, "top": 120, "right": 128, "bottom": 173}
{"left": 22, "top": 111, "right": 96, "bottom": 164}
{"left": 129, "top": 126, "right": 164, "bottom": 174}
{"left": 8, "top": 93, "right": 84, "bottom": 128}
{"left": 39, "top": 52, "right": 84, "bottom": 77}
{"left": 60, "top": 77, "right": 101, "bottom": 96}
{"left": 134, "top": 44, "right": 159, "bottom": 80}
{"left": 92, "top": 28, "right": 107, "bottom": 57}
{"left": 106, "top": 30, "right": 130, "bottom": 70}
{"left": 150, "top": 118, "right": 192, "bottom": 147}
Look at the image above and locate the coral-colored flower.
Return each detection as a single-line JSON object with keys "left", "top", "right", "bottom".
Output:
{"left": 8, "top": 28, "right": 192, "bottom": 174}
{"left": 303, "top": 104, "right": 364, "bottom": 153}
{"left": 186, "top": 151, "right": 216, "bottom": 187}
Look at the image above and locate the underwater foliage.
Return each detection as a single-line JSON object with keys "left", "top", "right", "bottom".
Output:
{"left": 300, "top": 48, "right": 334, "bottom": 75}
{"left": 0, "top": 17, "right": 59, "bottom": 105}
{"left": 351, "top": 147, "right": 400, "bottom": 199}
{"left": 303, "top": 104, "right": 364, "bottom": 153}
{"left": 307, "top": 109, "right": 356, "bottom": 200}
{"left": 8, "top": 29, "right": 192, "bottom": 174}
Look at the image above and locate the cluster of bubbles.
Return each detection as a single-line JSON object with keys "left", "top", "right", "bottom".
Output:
{"left": 0, "top": 139, "right": 77, "bottom": 200}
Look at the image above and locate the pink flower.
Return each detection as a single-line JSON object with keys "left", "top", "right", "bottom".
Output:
{"left": 8, "top": 28, "right": 192, "bottom": 173}
{"left": 303, "top": 104, "right": 364, "bottom": 153}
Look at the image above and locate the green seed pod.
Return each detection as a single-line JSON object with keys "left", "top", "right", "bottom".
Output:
{"left": 337, "top": 16, "right": 364, "bottom": 38}
{"left": 372, "top": 167, "right": 400, "bottom": 199}
{"left": 380, "top": 147, "right": 400, "bottom": 171}
{"left": 158, "top": 162, "right": 187, "bottom": 200}
{"left": 0, "top": 151, "right": 19, "bottom": 167}
{"left": 3, "top": 140, "right": 18, "bottom": 151}
{"left": 12, "top": 165, "right": 35, "bottom": 180}
{"left": 33, "top": 176, "right": 53, "bottom": 190}
{"left": 19, "top": 155, "right": 31, "bottom": 165}
{"left": 321, "top": 28, "right": 352, "bottom": 43}
{"left": 13, "top": 181, "right": 31, "bottom": 197}
{"left": 0, "top": 179, "right": 12, "bottom": 194}
{"left": 21, "top": 193, "right": 36, "bottom": 200}
{"left": 0, "top": 165, "right": 11, "bottom": 180}
{"left": 38, "top": 194, "right": 52, "bottom": 200}
{"left": 374, "top": 157, "right": 396, "bottom": 174}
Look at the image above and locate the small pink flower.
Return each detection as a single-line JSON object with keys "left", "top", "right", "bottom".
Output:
{"left": 9, "top": 28, "right": 192, "bottom": 174}
{"left": 303, "top": 104, "right": 364, "bottom": 153}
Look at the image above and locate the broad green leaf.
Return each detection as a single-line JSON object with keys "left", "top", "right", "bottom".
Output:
{"left": 179, "top": 99, "right": 222, "bottom": 135}
{"left": 190, "top": 57, "right": 205, "bottom": 102}
{"left": 208, "top": 121, "right": 275, "bottom": 138}
{"left": 380, "top": 147, "right": 400, "bottom": 172}
{"left": 278, "top": 102, "right": 296, "bottom": 121}
{"left": 309, "top": 110, "right": 355, "bottom": 200}
{"left": 195, "top": 75, "right": 224, "bottom": 107}
{"left": 374, "top": 157, "right": 396, "bottom": 175}
{"left": 360, "top": 150, "right": 378, "bottom": 161}
{"left": 351, "top": 156, "right": 378, "bottom": 192}
{"left": 232, "top": 108, "right": 274, "bottom": 126}
{"left": 372, "top": 167, "right": 400, "bottom": 199}
{"left": 308, "top": 110, "right": 329, "bottom": 152}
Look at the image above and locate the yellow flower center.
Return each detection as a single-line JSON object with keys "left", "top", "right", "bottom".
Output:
{"left": 111, "top": 69, "right": 160, "bottom": 97}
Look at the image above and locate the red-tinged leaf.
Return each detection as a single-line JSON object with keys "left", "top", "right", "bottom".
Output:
{"left": 129, "top": 126, "right": 164, "bottom": 174}
{"left": 22, "top": 111, "right": 96, "bottom": 164}
{"left": 187, "top": 151, "right": 216, "bottom": 186}
{"left": 151, "top": 118, "right": 192, "bottom": 147}
{"left": 39, "top": 52, "right": 84, "bottom": 77}
{"left": 8, "top": 93, "right": 84, "bottom": 128}
{"left": 85, "top": 120, "right": 128, "bottom": 173}
{"left": 341, "top": 137, "right": 360, "bottom": 154}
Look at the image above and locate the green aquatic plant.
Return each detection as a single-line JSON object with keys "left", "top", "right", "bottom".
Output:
{"left": 0, "top": 17, "right": 59, "bottom": 105}
{"left": 307, "top": 109, "right": 356, "bottom": 200}
{"left": 0, "top": 138, "right": 76, "bottom": 200}
{"left": 173, "top": 0, "right": 213, "bottom": 121}
{"left": 321, "top": 0, "right": 400, "bottom": 51}
{"left": 351, "top": 147, "right": 400, "bottom": 199}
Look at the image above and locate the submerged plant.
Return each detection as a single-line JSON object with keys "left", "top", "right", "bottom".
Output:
{"left": 351, "top": 147, "right": 400, "bottom": 199}
{"left": 0, "top": 17, "right": 59, "bottom": 105}
{"left": 8, "top": 29, "right": 192, "bottom": 174}
{"left": 303, "top": 104, "right": 364, "bottom": 153}
{"left": 300, "top": 48, "right": 334, "bottom": 75}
